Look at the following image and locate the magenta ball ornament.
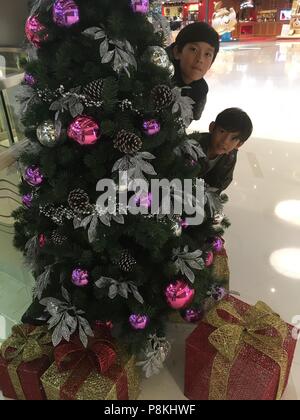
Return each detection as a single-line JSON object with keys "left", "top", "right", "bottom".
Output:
{"left": 67, "top": 115, "right": 101, "bottom": 146}
{"left": 22, "top": 193, "right": 33, "bottom": 208}
{"left": 53, "top": 0, "right": 80, "bottom": 27}
{"left": 142, "top": 119, "right": 161, "bottom": 136}
{"left": 165, "top": 280, "right": 195, "bottom": 310}
{"left": 71, "top": 268, "right": 89, "bottom": 287}
{"left": 25, "top": 15, "right": 48, "bottom": 47}
{"left": 181, "top": 308, "right": 203, "bottom": 323}
{"left": 129, "top": 314, "right": 149, "bottom": 330}
{"left": 39, "top": 233, "right": 47, "bottom": 248}
{"left": 25, "top": 166, "right": 44, "bottom": 187}
{"left": 212, "top": 237, "right": 224, "bottom": 253}
{"left": 131, "top": 0, "right": 149, "bottom": 13}
{"left": 24, "top": 73, "right": 36, "bottom": 86}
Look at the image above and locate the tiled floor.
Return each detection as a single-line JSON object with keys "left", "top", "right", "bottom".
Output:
{"left": 0, "top": 40, "right": 300, "bottom": 400}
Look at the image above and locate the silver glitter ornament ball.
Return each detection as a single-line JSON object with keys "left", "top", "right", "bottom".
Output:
{"left": 143, "top": 46, "right": 175, "bottom": 77}
{"left": 36, "top": 120, "right": 58, "bottom": 147}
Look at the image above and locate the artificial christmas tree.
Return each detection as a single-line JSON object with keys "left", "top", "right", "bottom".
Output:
{"left": 12, "top": 0, "right": 230, "bottom": 388}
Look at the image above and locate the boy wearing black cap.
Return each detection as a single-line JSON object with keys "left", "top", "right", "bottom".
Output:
{"left": 167, "top": 22, "right": 220, "bottom": 121}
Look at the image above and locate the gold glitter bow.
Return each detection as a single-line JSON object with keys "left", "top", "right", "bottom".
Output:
{"left": 205, "top": 299, "right": 289, "bottom": 400}
{"left": 1, "top": 324, "right": 52, "bottom": 363}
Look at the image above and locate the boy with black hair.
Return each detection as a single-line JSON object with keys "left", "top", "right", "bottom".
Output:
{"left": 167, "top": 22, "right": 220, "bottom": 121}
{"left": 194, "top": 107, "right": 253, "bottom": 192}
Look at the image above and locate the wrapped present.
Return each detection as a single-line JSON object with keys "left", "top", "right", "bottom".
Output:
{"left": 184, "top": 295, "right": 298, "bottom": 400}
{"left": 0, "top": 324, "right": 53, "bottom": 400}
{"left": 211, "top": 247, "right": 230, "bottom": 287}
{"left": 41, "top": 331, "right": 140, "bottom": 400}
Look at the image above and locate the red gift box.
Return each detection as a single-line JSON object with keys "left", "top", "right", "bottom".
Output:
{"left": 0, "top": 355, "right": 51, "bottom": 400}
{"left": 0, "top": 325, "right": 53, "bottom": 400}
{"left": 184, "top": 296, "right": 298, "bottom": 400}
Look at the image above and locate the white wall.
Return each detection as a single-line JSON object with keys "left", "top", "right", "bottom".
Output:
{"left": 0, "top": 1, "right": 29, "bottom": 47}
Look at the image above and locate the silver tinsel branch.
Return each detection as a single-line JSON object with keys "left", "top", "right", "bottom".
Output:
{"left": 40, "top": 287, "right": 94, "bottom": 348}
{"left": 172, "top": 87, "right": 195, "bottom": 127}
{"left": 75, "top": 205, "right": 125, "bottom": 243}
{"left": 136, "top": 334, "right": 171, "bottom": 378}
{"left": 95, "top": 277, "right": 144, "bottom": 304}
{"left": 172, "top": 246, "right": 204, "bottom": 283}
{"left": 112, "top": 152, "right": 157, "bottom": 187}
{"left": 83, "top": 26, "right": 137, "bottom": 77}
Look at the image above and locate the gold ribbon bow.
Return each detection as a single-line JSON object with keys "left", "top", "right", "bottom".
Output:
{"left": 1, "top": 324, "right": 52, "bottom": 363}
{"left": 205, "top": 299, "right": 289, "bottom": 400}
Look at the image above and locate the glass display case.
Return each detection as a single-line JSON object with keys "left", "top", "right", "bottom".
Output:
{"left": 0, "top": 48, "right": 25, "bottom": 149}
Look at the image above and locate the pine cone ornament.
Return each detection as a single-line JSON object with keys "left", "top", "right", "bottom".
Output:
{"left": 119, "top": 251, "right": 137, "bottom": 272}
{"left": 151, "top": 84, "right": 173, "bottom": 110}
{"left": 120, "top": 99, "right": 133, "bottom": 112}
{"left": 68, "top": 189, "right": 90, "bottom": 214}
{"left": 113, "top": 130, "right": 142, "bottom": 154}
{"left": 83, "top": 79, "right": 104, "bottom": 101}
{"left": 51, "top": 230, "right": 67, "bottom": 246}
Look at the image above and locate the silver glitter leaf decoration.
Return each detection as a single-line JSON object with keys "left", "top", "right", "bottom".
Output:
{"left": 136, "top": 334, "right": 171, "bottom": 378}
{"left": 205, "top": 186, "right": 223, "bottom": 217}
{"left": 173, "top": 247, "right": 204, "bottom": 283}
{"left": 33, "top": 265, "right": 52, "bottom": 300}
{"left": 172, "top": 87, "right": 195, "bottom": 127}
{"left": 40, "top": 288, "right": 93, "bottom": 348}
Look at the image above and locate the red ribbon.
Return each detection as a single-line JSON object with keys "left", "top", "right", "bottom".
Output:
{"left": 54, "top": 331, "right": 128, "bottom": 400}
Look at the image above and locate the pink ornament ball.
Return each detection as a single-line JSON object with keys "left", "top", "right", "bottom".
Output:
{"left": 39, "top": 233, "right": 47, "bottom": 248}
{"left": 129, "top": 314, "right": 149, "bottom": 330}
{"left": 67, "top": 115, "right": 101, "bottom": 146}
{"left": 71, "top": 268, "right": 89, "bottom": 287}
{"left": 53, "top": 0, "right": 80, "bottom": 27}
{"left": 143, "top": 119, "right": 161, "bottom": 136}
{"left": 131, "top": 0, "right": 149, "bottom": 14}
{"left": 25, "top": 166, "right": 44, "bottom": 187}
{"left": 165, "top": 280, "right": 195, "bottom": 310}
{"left": 25, "top": 15, "right": 48, "bottom": 48}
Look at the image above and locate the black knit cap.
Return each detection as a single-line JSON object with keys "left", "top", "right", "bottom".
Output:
{"left": 175, "top": 22, "right": 220, "bottom": 60}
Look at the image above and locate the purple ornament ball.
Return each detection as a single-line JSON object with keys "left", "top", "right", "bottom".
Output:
{"left": 25, "top": 15, "right": 48, "bottom": 47}
{"left": 181, "top": 308, "right": 203, "bottom": 323}
{"left": 25, "top": 166, "right": 44, "bottom": 187}
{"left": 129, "top": 314, "right": 149, "bottom": 330}
{"left": 165, "top": 280, "right": 195, "bottom": 310}
{"left": 211, "top": 286, "right": 227, "bottom": 301}
{"left": 24, "top": 73, "right": 36, "bottom": 86}
{"left": 67, "top": 115, "right": 101, "bottom": 146}
{"left": 71, "top": 268, "right": 89, "bottom": 287}
{"left": 22, "top": 193, "right": 33, "bottom": 208}
{"left": 212, "top": 237, "right": 224, "bottom": 253}
{"left": 131, "top": 0, "right": 149, "bottom": 13}
{"left": 143, "top": 119, "right": 161, "bottom": 136}
{"left": 53, "top": 0, "right": 80, "bottom": 27}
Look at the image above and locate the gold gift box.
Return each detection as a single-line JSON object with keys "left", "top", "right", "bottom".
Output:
{"left": 41, "top": 351, "right": 140, "bottom": 400}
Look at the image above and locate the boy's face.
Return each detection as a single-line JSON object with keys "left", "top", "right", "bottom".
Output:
{"left": 209, "top": 122, "right": 243, "bottom": 156}
{"left": 173, "top": 42, "right": 215, "bottom": 84}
